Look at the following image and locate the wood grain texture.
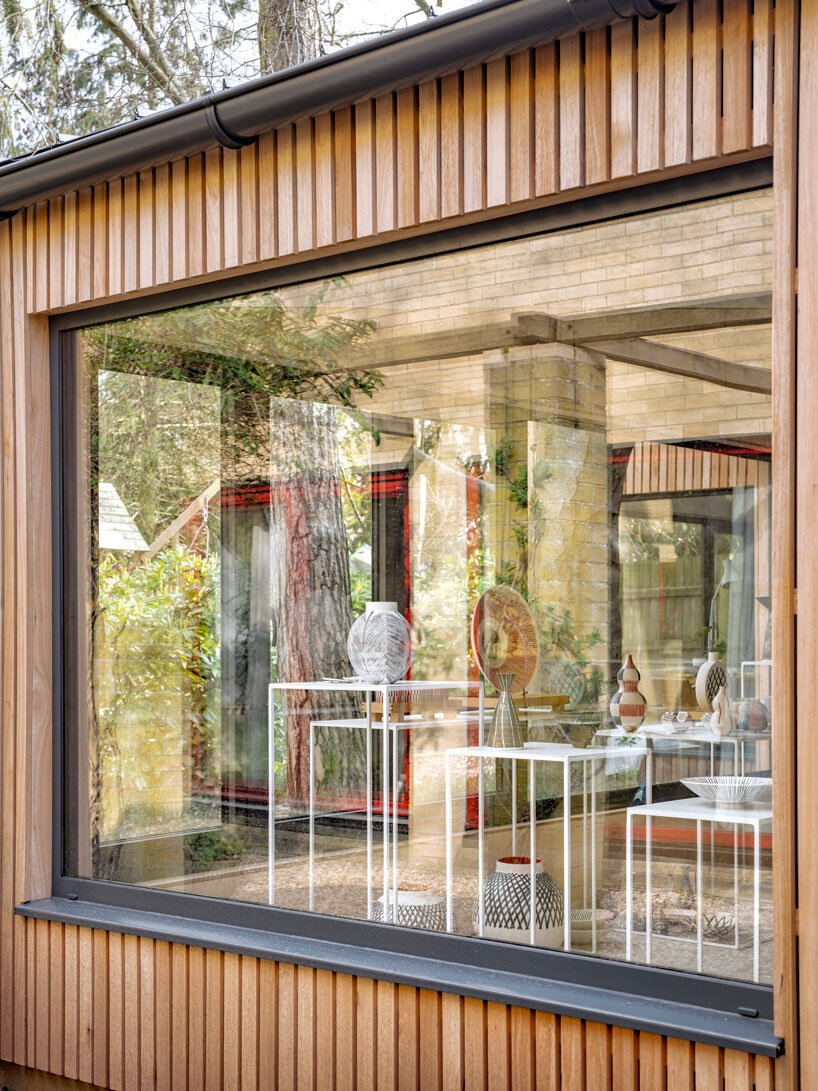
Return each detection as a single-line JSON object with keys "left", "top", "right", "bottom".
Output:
{"left": 0, "top": 8, "right": 786, "bottom": 1091}
{"left": 637, "top": 14, "right": 664, "bottom": 173}
{"left": 9, "top": 11, "right": 767, "bottom": 316}
{"left": 772, "top": 2, "right": 800, "bottom": 1090}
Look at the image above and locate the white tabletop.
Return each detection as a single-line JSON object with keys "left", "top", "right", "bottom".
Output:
{"left": 598, "top": 724, "right": 771, "bottom": 744}
{"left": 310, "top": 716, "right": 466, "bottom": 730}
{"left": 271, "top": 678, "right": 481, "bottom": 692}
{"left": 629, "top": 795, "right": 772, "bottom": 825}
{"left": 445, "top": 742, "right": 649, "bottom": 762}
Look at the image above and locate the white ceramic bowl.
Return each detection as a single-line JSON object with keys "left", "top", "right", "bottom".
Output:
{"left": 681, "top": 775, "right": 772, "bottom": 807}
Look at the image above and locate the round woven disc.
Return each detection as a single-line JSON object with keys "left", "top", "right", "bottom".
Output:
{"left": 470, "top": 585, "right": 539, "bottom": 694}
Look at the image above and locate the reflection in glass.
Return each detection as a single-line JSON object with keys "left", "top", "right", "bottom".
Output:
{"left": 64, "top": 189, "right": 774, "bottom": 984}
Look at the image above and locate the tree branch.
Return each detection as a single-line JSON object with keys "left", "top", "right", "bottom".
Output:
{"left": 122, "top": 0, "right": 179, "bottom": 87}
{"left": 77, "top": 0, "right": 185, "bottom": 103}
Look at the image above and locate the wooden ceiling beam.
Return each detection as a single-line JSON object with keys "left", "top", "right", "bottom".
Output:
{"left": 592, "top": 337, "right": 772, "bottom": 394}
{"left": 514, "top": 291, "right": 772, "bottom": 344}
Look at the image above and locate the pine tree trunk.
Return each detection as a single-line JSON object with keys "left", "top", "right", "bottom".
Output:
{"left": 258, "top": 0, "right": 323, "bottom": 73}
{"left": 269, "top": 399, "right": 359, "bottom": 805}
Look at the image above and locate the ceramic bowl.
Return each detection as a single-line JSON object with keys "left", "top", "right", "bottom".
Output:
{"left": 681, "top": 775, "right": 772, "bottom": 807}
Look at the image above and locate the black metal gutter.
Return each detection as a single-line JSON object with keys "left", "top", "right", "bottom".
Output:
{"left": 0, "top": 0, "right": 672, "bottom": 214}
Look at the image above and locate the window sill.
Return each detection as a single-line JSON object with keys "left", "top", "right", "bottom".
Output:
{"left": 17, "top": 898, "right": 782, "bottom": 1057}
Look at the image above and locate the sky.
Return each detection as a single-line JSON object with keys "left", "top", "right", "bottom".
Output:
{"left": 332, "top": 0, "right": 476, "bottom": 40}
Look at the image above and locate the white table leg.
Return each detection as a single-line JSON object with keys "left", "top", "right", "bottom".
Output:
{"left": 591, "top": 757, "right": 597, "bottom": 953}
{"left": 391, "top": 701, "right": 398, "bottom": 922}
{"left": 645, "top": 810, "right": 652, "bottom": 966}
{"left": 366, "top": 694, "right": 372, "bottom": 921}
{"left": 563, "top": 760, "right": 571, "bottom": 951}
{"left": 529, "top": 758, "right": 536, "bottom": 946}
{"left": 632, "top": 816, "right": 636, "bottom": 960}
{"left": 382, "top": 688, "right": 390, "bottom": 922}
{"left": 478, "top": 751, "right": 485, "bottom": 939}
{"left": 753, "top": 821, "right": 761, "bottom": 982}
{"left": 733, "top": 816, "right": 740, "bottom": 949}
{"left": 445, "top": 751, "right": 453, "bottom": 933}
{"left": 645, "top": 748, "right": 653, "bottom": 805}
{"left": 512, "top": 758, "right": 517, "bottom": 857}
{"left": 478, "top": 683, "right": 485, "bottom": 747}
{"left": 309, "top": 720, "right": 315, "bottom": 912}
{"left": 582, "top": 760, "right": 588, "bottom": 909}
{"left": 696, "top": 818, "right": 703, "bottom": 974}
{"left": 268, "top": 688, "right": 276, "bottom": 906}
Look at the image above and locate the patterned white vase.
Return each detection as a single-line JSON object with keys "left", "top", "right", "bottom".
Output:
{"left": 347, "top": 602, "right": 413, "bottom": 684}
{"left": 473, "top": 857, "right": 564, "bottom": 948}
{"left": 695, "top": 651, "right": 727, "bottom": 713}
{"left": 710, "top": 685, "right": 736, "bottom": 737}
{"left": 372, "top": 885, "right": 446, "bottom": 930}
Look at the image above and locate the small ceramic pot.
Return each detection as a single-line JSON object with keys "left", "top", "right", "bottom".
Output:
{"left": 372, "top": 884, "right": 446, "bottom": 930}
{"left": 473, "top": 857, "right": 564, "bottom": 947}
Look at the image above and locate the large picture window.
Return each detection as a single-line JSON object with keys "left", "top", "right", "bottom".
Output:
{"left": 59, "top": 187, "right": 774, "bottom": 989}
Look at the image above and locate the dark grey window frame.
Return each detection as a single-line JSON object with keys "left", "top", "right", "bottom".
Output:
{"left": 20, "top": 157, "right": 783, "bottom": 1057}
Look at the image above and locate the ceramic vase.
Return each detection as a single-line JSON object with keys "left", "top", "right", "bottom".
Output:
{"left": 473, "top": 856, "right": 564, "bottom": 947}
{"left": 695, "top": 651, "right": 727, "bottom": 713}
{"left": 609, "top": 654, "right": 647, "bottom": 733}
{"left": 372, "top": 884, "right": 446, "bottom": 930}
{"left": 347, "top": 602, "right": 413, "bottom": 684}
{"left": 738, "top": 699, "right": 768, "bottom": 733}
{"left": 710, "top": 685, "right": 736, "bottom": 737}
{"left": 488, "top": 672, "right": 524, "bottom": 748}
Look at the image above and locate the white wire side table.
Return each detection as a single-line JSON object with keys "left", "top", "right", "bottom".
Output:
{"left": 625, "top": 795, "right": 772, "bottom": 982}
{"left": 597, "top": 725, "right": 772, "bottom": 778}
{"left": 268, "top": 679, "right": 485, "bottom": 922}
{"left": 443, "top": 741, "right": 652, "bottom": 952}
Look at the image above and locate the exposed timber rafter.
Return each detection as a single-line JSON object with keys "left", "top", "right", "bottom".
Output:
{"left": 346, "top": 293, "right": 772, "bottom": 394}
{"left": 518, "top": 291, "right": 772, "bottom": 344}
{"left": 590, "top": 337, "right": 771, "bottom": 394}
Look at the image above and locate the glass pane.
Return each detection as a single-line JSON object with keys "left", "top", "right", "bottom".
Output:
{"left": 65, "top": 188, "right": 773, "bottom": 984}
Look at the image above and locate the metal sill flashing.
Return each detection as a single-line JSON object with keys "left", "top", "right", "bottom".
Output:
{"left": 17, "top": 898, "right": 782, "bottom": 1057}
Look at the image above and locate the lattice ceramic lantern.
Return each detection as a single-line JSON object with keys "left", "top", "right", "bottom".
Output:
{"left": 473, "top": 857, "right": 564, "bottom": 948}
{"left": 347, "top": 601, "right": 413, "bottom": 684}
{"left": 372, "top": 885, "right": 446, "bottom": 930}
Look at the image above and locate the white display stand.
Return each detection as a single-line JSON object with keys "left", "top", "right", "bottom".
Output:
{"left": 443, "top": 741, "right": 652, "bottom": 952}
{"left": 740, "top": 659, "right": 772, "bottom": 699}
{"left": 625, "top": 795, "right": 772, "bottom": 982}
{"left": 268, "top": 679, "right": 485, "bottom": 922}
{"left": 597, "top": 724, "right": 771, "bottom": 777}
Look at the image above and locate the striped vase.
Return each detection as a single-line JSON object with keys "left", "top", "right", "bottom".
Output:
{"left": 609, "top": 654, "right": 647, "bottom": 733}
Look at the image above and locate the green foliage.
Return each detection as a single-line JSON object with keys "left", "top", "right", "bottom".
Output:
{"left": 96, "top": 544, "right": 222, "bottom": 837}
{"left": 184, "top": 829, "right": 243, "bottom": 873}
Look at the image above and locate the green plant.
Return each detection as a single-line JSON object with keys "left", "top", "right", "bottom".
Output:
{"left": 184, "top": 830, "right": 244, "bottom": 873}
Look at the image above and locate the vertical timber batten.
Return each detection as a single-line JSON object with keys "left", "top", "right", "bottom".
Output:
{"left": 0, "top": 0, "right": 796, "bottom": 1086}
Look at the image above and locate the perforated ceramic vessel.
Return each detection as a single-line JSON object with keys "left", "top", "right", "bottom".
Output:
{"left": 372, "top": 884, "right": 446, "bottom": 930}
{"left": 347, "top": 602, "right": 413, "bottom": 684}
{"left": 473, "top": 856, "right": 564, "bottom": 948}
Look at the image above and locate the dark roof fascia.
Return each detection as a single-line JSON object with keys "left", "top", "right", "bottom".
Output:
{"left": 0, "top": 0, "right": 672, "bottom": 214}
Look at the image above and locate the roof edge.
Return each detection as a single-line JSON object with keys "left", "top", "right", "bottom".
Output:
{"left": 0, "top": 0, "right": 673, "bottom": 214}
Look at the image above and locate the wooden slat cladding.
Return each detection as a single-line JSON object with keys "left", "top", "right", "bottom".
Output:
{"left": 0, "top": 920, "right": 784, "bottom": 1091}
{"left": 0, "top": 1, "right": 789, "bottom": 1088}
{"left": 20, "top": 0, "right": 772, "bottom": 314}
